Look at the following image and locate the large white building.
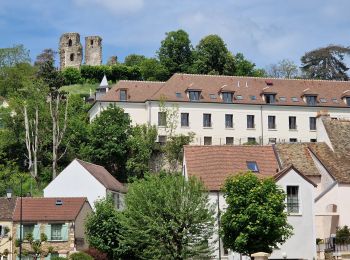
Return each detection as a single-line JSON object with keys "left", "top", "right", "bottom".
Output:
{"left": 89, "top": 73, "right": 350, "bottom": 145}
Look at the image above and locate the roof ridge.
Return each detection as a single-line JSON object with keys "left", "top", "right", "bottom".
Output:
{"left": 117, "top": 80, "right": 166, "bottom": 84}
{"left": 75, "top": 158, "right": 105, "bottom": 168}
{"left": 174, "top": 73, "right": 350, "bottom": 83}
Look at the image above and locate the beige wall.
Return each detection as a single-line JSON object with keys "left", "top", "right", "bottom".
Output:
{"left": 74, "top": 202, "right": 92, "bottom": 251}
{"left": 0, "top": 221, "right": 13, "bottom": 260}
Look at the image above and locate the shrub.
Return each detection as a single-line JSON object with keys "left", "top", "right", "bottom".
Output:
{"left": 62, "top": 67, "right": 82, "bottom": 85}
{"left": 69, "top": 252, "right": 94, "bottom": 260}
{"left": 336, "top": 225, "right": 350, "bottom": 244}
{"left": 84, "top": 248, "right": 108, "bottom": 260}
{"left": 51, "top": 257, "right": 67, "bottom": 260}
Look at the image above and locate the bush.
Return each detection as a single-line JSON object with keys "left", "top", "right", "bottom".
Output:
{"left": 336, "top": 225, "right": 350, "bottom": 244}
{"left": 69, "top": 252, "right": 93, "bottom": 260}
{"left": 84, "top": 248, "right": 108, "bottom": 260}
{"left": 62, "top": 67, "right": 82, "bottom": 85}
{"left": 51, "top": 257, "right": 67, "bottom": 260}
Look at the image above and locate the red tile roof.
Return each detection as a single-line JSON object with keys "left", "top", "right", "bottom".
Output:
{"left": 76, "top": 159, "right": 127, "bottom": 193}
{"left": 184, "top": 145, "right": 279, "bottom": 191}
{"left": 13, "top": 197, "right": 89, "bottom": 222}
{"left": 97, "top": 73, "right": 350, "bottom": 108}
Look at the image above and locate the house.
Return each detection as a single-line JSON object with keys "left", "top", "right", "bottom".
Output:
{"left": 275, "top": 112, "right": 350, "bottom": 240}
{"left": 0, "top": 195, "right": 16, "bottom": 260}
{"left": 12, "top": 197, "right": 92, "bottom": 259}
{"left": 89, "top": 73, "right": 350, "bottom": 145}
{"left": 183, "top": 145, "right": 317, "bottom": 260}
{"left": 44, "top": 159, "right": 126, "bottom": 210}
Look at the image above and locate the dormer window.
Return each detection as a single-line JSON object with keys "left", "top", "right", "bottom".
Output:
{"left": 120, "top": 90, "right": 127, "bottom": 101}
{"left": 306, "top": 95, "right": 317, "bottom": 106}
{"left": 222, "top": 92, "right": 233, "bottom": 103}
{"left": 247, "top": 161, "right": 259, "bottom": 172}
{"left": 188, "top": 90, "right": 200, "bottom": 101}
{"left": 265, "top": 94, "right": 276, "bottom": 104}
{"left": 345, "top": 97, "right": 350, "bottom": 106}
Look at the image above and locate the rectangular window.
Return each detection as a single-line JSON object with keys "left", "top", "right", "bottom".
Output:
{"left": 225, "top": 114, "right": 233, "bottom": 128}
{"left": 181, "top": 113, "right": 189, "bottom": 127}
{"left": 203, "top": 114, "right": 212, "bottom": 127}
{"left": 306, "top": 95, "right": 317, "bottom": 106}
{"left": 310, "top": 138, "right": 317, "bottom": 142}
{"left": 188, "top": 91, "right": 200, "bottom": 101}
{"left": 222, "top": 92, "right": 233, "bottom": 103}
{"left": 247, "top": 161, "right": 259, "bottom": 172}
{"left": 291, "top": 97, "right": 298, "bottom": 102}
{"left": 309, "top": 117, "right": 316, "bottom": 130}
{"left": 287, "top": 186, "right": 299, "bottom": 213}
{"left": 23, "top": 224, "right": 34, "bottom": 239}
{"left": 204, "top": 136, "right": 212, "bottom": 145}
{"left": 158, "top": 112, "right": 166, "bottom": 126}
{"left": 176, "top": 92, "right": 182, "bottom": 98}
{"left": 289, "top": 116, "right": 297, "bottom": 130}
{"left": 289, "top": 138, "right": 297, "bottom": 143}
{"left": 226, "top": 137, "right": 234, "bottom": 145}
{"left": 120, "top": 90, "right": 127, "bottom": 101}
{"left": 51, "top": 224, "right": 63, "bottom": 240}
{"left": 346, "top": 97, "right": 350, "bottom": 106}
{"left": 268, "top": 116, "right": 276, "bottom": 129}
{"left": 247, "top": 115, "right": 255, "bottom": 129}
{"left": 247, "top": 137, "right": 256, "bottom": 143}
{"left": 158, "top": 135, "right": 167, "bottom": 144}
{"left": 209, "top": 94, "right": 216, "bottom": 100}
{"left": 279, "top": 97, "right": 286, "bottom": 102}
{"left": 268, "top": 138, "right": 277, "bottom": 144}
{"left": 265, "top": 94, "right": 276, "bottom": 104}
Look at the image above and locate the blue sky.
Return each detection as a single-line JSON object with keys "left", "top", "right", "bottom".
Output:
{"left": 1, "top": 0, "right": 350, "bottom": 69}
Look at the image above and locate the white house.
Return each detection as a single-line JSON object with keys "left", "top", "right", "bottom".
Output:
{"left": 44, "top": 159, "right": 126, "bottom": 210}
{"left": 183, "top": 145, "right": 317, "bottom": 260}
{"left": 89, "top": 73, "right": 350, "bottom": 145}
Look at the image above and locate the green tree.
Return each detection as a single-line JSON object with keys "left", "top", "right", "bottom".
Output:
{"left": 0, "top": 44, "right": 30, "bottom": 68}
{"left": 124, "top": 54, "right": 146, "bottom": 67}
{"left": 158, "top": 29, "right": 193, "bottom": 74}
{"left": 233, "top": 53, "right": 266, "bottom": 77}
{"left": 301, "top": 45, "right": 350, "bottom": 80}
{"left": 69, "top": 252, "right": 94, "bottom": 260}
{"left": 266, "top": 59, "right": 299, "bottom": 79}
{"left": 61, "top": 67, "right": 82, "bottom": 85}
{"left": 126, "top": 124, "right": 158, "bottom": 179}
{"left": 118, "top": 174, "right": 215, "bottom": 260}
{"left": 336, "top": 226, "right": 350, "bottom": 244}
{"left": 87, "top": 105, "right": 131, "bottom": 181}
{"left": 221, "top": 172, "right": 293, "bottom": 256}
{"left": 193, "top": 34, "right": 231, "bottom": 75}
{"left": 139, "top": 58, "right": 169, "bottom": 81}
{"left": 85, "top": 197, "right": 122, "bottom": 259}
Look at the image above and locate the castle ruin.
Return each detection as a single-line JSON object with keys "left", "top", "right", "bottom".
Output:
{"left": 59, "top": 32, "right": 102, "bottom": 70}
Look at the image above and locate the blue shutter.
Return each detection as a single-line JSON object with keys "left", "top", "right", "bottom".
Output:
{"left": 45, "top": 253, "right": 51, "bottom": 260}
{"left": 61, "top": 224, "right": 68, "bottom": 241}
{"left": 45, "top": 224, "right": 51, "bottom": 241}
{"left": 33, "top": 224, "right": 40, "bottom": 240}
{"left": 16, "top": 225, "right": 21, "bottom": 240}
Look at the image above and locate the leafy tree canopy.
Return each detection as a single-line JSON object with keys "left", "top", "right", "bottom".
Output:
{"left": 124, "top": 54, "right": 146, "bottom": 67}
{"left": 0, "top": 44, "right": 30, "bottom": 68}
{"left": 301, "top": 45, "right": 350, "bottom": 81}
{"left": 118, "top": 173, "right": 215, "bottom": 260}
{"left": 266, "top": 59, "right": 299, "bottom": 79}
{"left": 158, "top": 29, "right": 193, "bottom": 75}
{"left": 221, "top": 172, "right": 293, "bottom": 256}
{"left": 233, "top": 53, "right": 266, "bottom": 77}
{"left": 139, "top": 58, "right": 169, "bottom": 81}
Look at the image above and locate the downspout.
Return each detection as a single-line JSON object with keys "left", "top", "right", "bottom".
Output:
{"left": 217, "top": 191, "right": 221, "bottom": 260}
{"left": 260, "top": 105, "right": 264, "bottom": 145}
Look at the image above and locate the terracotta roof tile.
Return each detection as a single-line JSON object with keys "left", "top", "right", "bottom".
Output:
{"left": 76, "top": 159, "right": 127, "bottom": 193}
{"left": 97, "top": 73, "right": 350, "bottom": 108}
{"left": 0, "top": 197, "right": 16, "bottom": 220}
{"left": 184, "top": 145, "right": 279, "bottom": 191}
{"left": 322, "top": 118, "right": 350, "bottom": 155}
{"left": 13, "top": 197, "right": 89, "bottom": 222}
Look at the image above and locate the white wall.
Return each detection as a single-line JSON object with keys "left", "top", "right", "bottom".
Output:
{"left": 90, "top": 101, "right": 350, "bottom": 145}
{"left": 44, "top": 160, "right": 106, "bottom": 209}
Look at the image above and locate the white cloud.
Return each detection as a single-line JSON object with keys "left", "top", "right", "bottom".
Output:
{"left": 73, "top": 0, "right": 144, "bottom": 14}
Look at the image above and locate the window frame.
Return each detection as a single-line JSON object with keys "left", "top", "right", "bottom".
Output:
{"left": 225, "top": 114, "right": 233, "bottom": 128}
{"left": 268, "top": 115, "right": 276, "bottom": 129}
{"left": 188, "top": 91, "right": 200, "bottom": 101}
{"left": 204, "top": 136, "right": 212, "bottom": 145}
{"left": 203, "top": 113, "right": 212, "bottom": 128}
{"left": 51, "top": 224, "right": 63, "bottom": 241}
{"left": 181, "top": 113, "right": 189, "bottom": 127}
{"left": 119, "top": 89, "right": 127, "bottom": 101}
{"left": 247, "top": 115, "right": 255, "bottom": 129}
{"left": 265, "top": 94, "right": 276, "bottom": 104}
{"left": 158, "top": 112, "right": 166, "bottom": 127}
{"left": 306, "top": 95, "right": 317, "bottom": 106}
{"left": 222, "top": 92, "right": 233, "bottom": 103}
{"left": 226, "top": 137, "right": 234, "bottom": 145}
{"left": 309, "top": 117, "right": 316, "bottom": 131}
{"left": 286, "top": 186, "right": 300, "bottom": 214}
{"left": 289, "top": 116, "right": 297, "bottom": 130}
{"left": 246, "top": 161, "right": 259, "bottom": 172}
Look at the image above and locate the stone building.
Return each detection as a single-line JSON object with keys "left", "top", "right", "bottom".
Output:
{"left": 85, "top": 36, "right": 102, "bottom": 66}
{"left": 59, "top": 33, "right": 83, "bottom": 70}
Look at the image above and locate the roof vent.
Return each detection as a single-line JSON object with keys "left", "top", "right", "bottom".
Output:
{"left": 56, "top": 199, "right": 63, "bottom": 206}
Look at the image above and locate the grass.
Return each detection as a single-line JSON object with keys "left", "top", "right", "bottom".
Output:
{"left": 60, "top": 83, "right": 99, "bottom": 96}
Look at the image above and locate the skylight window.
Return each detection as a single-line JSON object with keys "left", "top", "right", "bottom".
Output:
{"left": 176, "top": 92, "right": 182, "bottom": 98}
{"left": 319, "top": 98, "right": 327, "bottom": 103}
{"left": 247, "top": 161, "right": 259, "bottom": 172}
{"left": 332, "top": 98, "right": 338, "bottom": 103}
{"left": 209, "top": 94, "right": 217, "bottom": 100}
{"left": 291, "top": 97, "right": 299, "bottom": 102}
{"left": 279, "top": 97, "right": 286, "bottom": 102}
{"left": 235, "top": 95, "right": 243, "bottom": 100}
{"left": 250, "top": 95, "right": 256, "bottom": 100}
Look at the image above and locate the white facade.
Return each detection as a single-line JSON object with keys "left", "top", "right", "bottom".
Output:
{"left": 90, "top": 100, "right": 350, "bottom": 145}
{"left": 44, "top": 160, "right": 107, "bottom": 209}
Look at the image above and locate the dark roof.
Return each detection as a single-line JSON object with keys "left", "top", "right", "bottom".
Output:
{"left": 76, "top": 159, "right": 127, "bottom": 193}
{"left": 0, "top": 197, "right": 16, "bottom": 221}
{"left": 322, "top": 118, "right": 350, "bottom": 155}
{"left": 13, "top": 197, "right": 89, "bottom": 222}
{"left": 98, "top": 73, "right": 350, "bottom": 108}
{"left": 184, "top": 145, "right": 279, "bottom": 191}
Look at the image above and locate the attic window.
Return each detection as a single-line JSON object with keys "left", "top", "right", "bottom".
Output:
{"left": 265, "top": 80, "right": 273, "bottom": 86}
{"left": 265, "top": 94, "right": 276, "bottom": 104}
{"left": 291, "top": 97, "right": 299, "bottom": 102}
{"left": 247, "top": 161, "right": 259, "bottom": 172}
{"left": 306, "top": 95, "right": 317, "bottom": 106}
{"left": 55, "top": 200, "right": 63, "bottom": 206}
{"left": 279, "top": 97, "right": 286, "bottom": 102}
{"left": 346, "top": 97, "right": 350, "bottom": 106}
{"left": 250, "top": 95, "right": 256, "bottom": 100}
{"left": 120, "top": 90, "right": 127, "bottom": 101}
{"left": 235, "top": 95, "right": 243, "bottom": 100}
{"left": 332, "top": 98, "right": 339, "bottom": 103}
{"left": 319, "top": 98, "right": 327, "bottom": 103}
{"left": 209, "top": 94, "right": 217, "bottom": 100}
{"left": 188, "top": 90, "right": 201, "bottom": 101}
{"left": 176, "top": 92, "right": 182, "bottom": 98}
{"left": 222, "top": 92, "right": 233, "bottom": 103}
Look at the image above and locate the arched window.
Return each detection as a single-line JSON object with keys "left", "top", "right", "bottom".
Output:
{"left": 68, "top": 39, "right": 72, "bottom": 47}
{"left": 70, "top": 53, "right": 74, "bottom": 61}
{"left": 90, "top": 39, "right": 93, "bottom": 45}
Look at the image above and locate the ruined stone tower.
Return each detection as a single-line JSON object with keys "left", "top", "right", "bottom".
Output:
{"left": 59, "top": 33, "right": 83, "bottom": 70}
{"left": 85, "top": 36, "right": 102, "bottom": 66}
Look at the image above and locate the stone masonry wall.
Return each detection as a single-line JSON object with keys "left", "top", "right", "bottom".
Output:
{"left": 85, "top": 36, "right": 102, "bottom": 66}
{"left": 59, "top": 33, "right": 83, "bottom": 70}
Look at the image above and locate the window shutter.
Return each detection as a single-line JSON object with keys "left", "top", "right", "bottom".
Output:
{"left": 45, "top": 224, "right": 51, "bottom": 241}
{"left": 16, "top": 225, "right": 20, "bottom": 239}
{"left": 45, "top": 253, "right": 51, "bottom": 260}
{"left": 33, "top": 224, "right": 40, "bottom": 240}
{"left": 61, "top": 224, "right": 68, "bottom": 241}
